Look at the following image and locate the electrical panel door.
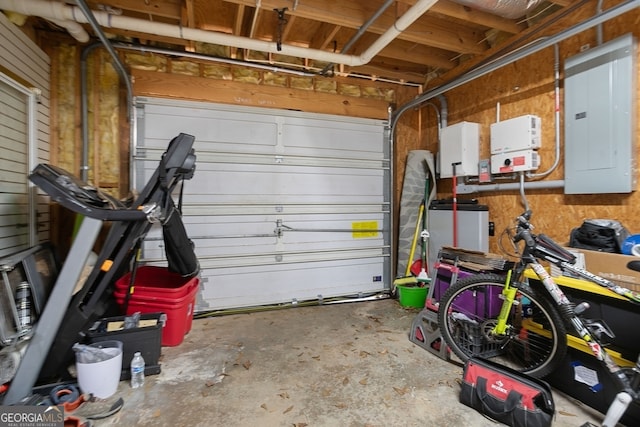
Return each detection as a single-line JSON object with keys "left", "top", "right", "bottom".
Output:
{"left": 564, "top": 33, "right": 637, "bottom": 194}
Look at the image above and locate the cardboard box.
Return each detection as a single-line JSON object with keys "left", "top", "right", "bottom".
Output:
{"left": 573, "top": 248, "right": 640, "bottom": 291}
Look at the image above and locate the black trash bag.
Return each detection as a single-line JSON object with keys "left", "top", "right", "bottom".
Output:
{"left": 569, "top": 219, "right": 630, "bottom": 253}
{"left": 162, "top": 200, "right": 199, "bottom": 277}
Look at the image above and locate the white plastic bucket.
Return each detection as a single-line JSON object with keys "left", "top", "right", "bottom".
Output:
{"left": 75, "top": 340, "right": 123, "bottom": 398}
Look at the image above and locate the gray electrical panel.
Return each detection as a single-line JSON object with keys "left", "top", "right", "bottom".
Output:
{"left": 564, "top": 33, "right": 637, "bottom": 194}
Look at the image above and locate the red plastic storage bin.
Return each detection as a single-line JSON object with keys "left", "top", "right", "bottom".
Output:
{"left": 116, "top": 265, "right": 196, "bottom": 299}
{"left": 114, "top": 266, "right": 199, "bottom": 346}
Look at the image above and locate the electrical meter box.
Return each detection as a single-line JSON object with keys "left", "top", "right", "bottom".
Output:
{"left": 439, "top": 121, "right": 480, "bottom": 178}
{"left": 490, "top": 115, "right": 541, "bottom": 154}
{"left": 491, "top": 149, "right": 540, "bottom": 174}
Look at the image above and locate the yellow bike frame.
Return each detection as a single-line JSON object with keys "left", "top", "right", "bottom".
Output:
{"left": 492, "top": 270, "right": 519, "bottom": 335}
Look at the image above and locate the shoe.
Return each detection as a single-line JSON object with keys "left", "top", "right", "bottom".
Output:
{"left": 71, "top": 396, "right": 124, "bottom": 420}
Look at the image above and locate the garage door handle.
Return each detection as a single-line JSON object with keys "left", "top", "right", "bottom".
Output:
{"left": 276, "top": 220, "right": 383, "bottom": 234}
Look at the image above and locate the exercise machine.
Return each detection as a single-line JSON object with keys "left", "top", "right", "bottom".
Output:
{"left": 2, "top": 133, "right": 199, "bottom": 404}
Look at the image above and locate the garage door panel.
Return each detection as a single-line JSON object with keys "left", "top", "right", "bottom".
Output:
{"left": 141, "top": 105, "right": 279, "bottom": 152}
{"left": 282, "top": 123, "right": 385, "bottom": 159}
{"left": 198, "top": 258, "right": 386, "bottom": 310}
{"left": 135, "top": 98, "right": 390, "bottom": 311}
{"left": 184, "top": 204, "right": 386, "bottom": 216}
{"left": 193, "top": 151, "right": 386, "bottom": 170}
{"left": 188, "top": 166, "right": 384, "bottom": 203}
{"left": 143, "top": 240, "right": 386, "bottom": 270}
{"left": 143, "top": 215, "right": 384, "bottom": 257}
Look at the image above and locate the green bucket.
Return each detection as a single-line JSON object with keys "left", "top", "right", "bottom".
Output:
{"left": 397, "top": 284, "right": 428, "bottom": 308}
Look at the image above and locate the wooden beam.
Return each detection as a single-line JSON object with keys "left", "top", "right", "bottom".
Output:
{"left": 346, "top": 62, "right": 428, "bottom": 84}
{"left": 309, "top": 22, "right": 341, "bottom": 51}
{"left": 281, "top": 14, "right": 295, "bottom": 42}
{"left": 182, "top": 0, "right": 196, "bottom": 52}
{"left": 231, "top": 4, "right": 246, "bottom": 58}
{"left": 349, "top": 32, "right": 456, "bottom": 71}
{"left": 550, "top": 0, "right": 571, "bottom": 6}
{"left": 131, "top": 68, "right": 390, "bottom": 119}
{"left": 379, "top": 41, "right": 456, "bottom": 71}
{"left": 224, "top": 0, "right": 486, "bottom": 54}
{"left": 233, "top": 3, "right": 246, "bottom": 35}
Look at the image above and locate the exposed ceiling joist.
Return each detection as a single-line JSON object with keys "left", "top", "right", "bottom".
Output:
{"left": 6, "top": 0, "right": 594, "bottom": 84}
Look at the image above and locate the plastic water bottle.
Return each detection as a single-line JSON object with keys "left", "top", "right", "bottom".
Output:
{"left": 130, "top": 352, "right": 145, "bottom": 389}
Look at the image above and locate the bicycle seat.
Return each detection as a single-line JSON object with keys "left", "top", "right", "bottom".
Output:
{"left": 627, "top": 260, "right": 640, "bottom": 273}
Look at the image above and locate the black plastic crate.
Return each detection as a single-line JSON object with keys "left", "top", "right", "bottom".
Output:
{"left": 82, "top": 312, "right": 165, "bottom": 381}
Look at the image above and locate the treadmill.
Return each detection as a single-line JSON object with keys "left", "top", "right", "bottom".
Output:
{"left": 3, "top": 133, "right": 199, "bottom": 404}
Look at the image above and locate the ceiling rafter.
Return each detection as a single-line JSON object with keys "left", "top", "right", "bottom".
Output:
{"left": 308, "top": 22, "right": 341, "bottom": 51}
{"left": 182, "top": 0, "right": 196, "bottom": 52}
{"left": 229, "top": 3, "right": 246, "bottom": 58}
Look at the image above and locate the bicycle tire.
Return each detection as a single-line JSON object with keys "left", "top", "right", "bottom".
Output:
{"left": 437, "top": 273, "right": 567, "bottom": 378}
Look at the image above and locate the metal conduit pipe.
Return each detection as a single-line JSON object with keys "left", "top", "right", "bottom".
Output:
{"left": 390, "top": 0, "right": 639, "bottom": 129}
{"left": 0, "top": 0, "right": 439, "bottom": 68}
{"left": 526, "top": 43, "right": 561, "bottom": 179}
{"left": 75, "top": 0, "right": 132, "bottom": 113}
{"left": 597, "top": 0, "right": 605, "bottom": 45}
{"left": 457, "top": 180, "right": 566, "bottom": 194}
{"left": 319, "top": 0, "right": 396, "bottom": 75}
{"left": 519, "top": 172, "right": 530, "bottom": 212}
{"left": 437, "top": 94, "right": 448, "bottom": 128}
{"left": 75, "top": 0, "right": 134, "bottom": 181}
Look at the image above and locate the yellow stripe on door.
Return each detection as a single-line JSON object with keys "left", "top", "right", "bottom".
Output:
{"left": 352, "top": 221, "right": 378, "bottom": 238}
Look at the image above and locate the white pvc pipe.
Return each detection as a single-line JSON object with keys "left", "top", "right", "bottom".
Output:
{"left": 0, "top": 0, "right": 90, "bottom": 42}
{"left": 0, "top": 0, "right": 438, "bottom": 67}
{"left": 47, "top": 18, "right": 89, "bottom": 42}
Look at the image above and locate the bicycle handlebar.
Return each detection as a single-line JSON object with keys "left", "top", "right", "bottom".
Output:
{"left": 514, "top": 210, "right": 537, "bottom": 249}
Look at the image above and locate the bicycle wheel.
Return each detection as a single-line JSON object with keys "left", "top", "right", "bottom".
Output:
{"left": 437, "top": 273, "right": 567, "bottom": 378}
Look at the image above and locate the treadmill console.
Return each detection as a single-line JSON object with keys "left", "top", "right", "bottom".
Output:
{"left": 29, "top": 164, "right": 146, "bottom": 221}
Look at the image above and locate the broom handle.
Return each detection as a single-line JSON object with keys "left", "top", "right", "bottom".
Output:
{"left": 452, "top": 162, "right": 461, "bottom": 247}
{"left": 406, "top": 203, "right": 424, "bottom": 277}
{"left": 422, "top": 177, "right": 429, "bottom": 271}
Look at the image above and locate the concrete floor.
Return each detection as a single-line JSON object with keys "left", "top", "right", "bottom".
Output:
{"left": 90, "top": 298, "right": 606, "bottom": 427}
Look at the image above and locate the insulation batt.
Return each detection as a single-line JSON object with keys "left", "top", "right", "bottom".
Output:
{"left": 451, "top": 0, "right": 544, "bottom": 19}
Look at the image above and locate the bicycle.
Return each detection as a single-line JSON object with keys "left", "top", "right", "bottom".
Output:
{"left": 436, "top": 210, "right": 640, "bottom": 427}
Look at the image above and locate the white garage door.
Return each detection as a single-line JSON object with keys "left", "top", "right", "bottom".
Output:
{"left": 134, "top": 97, "right": 391, "bottom": 311}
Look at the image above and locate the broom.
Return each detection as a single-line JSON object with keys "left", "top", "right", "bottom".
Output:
{"left": 416, "top": 176, "right": 431, "bottom": 286}
{"left": 393, "top": 201, "right": 423, "bottom": 294}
